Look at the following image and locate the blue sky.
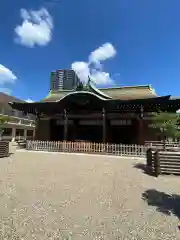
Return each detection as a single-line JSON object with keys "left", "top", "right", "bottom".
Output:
{"left": 1, "top": 0, "right": 180, "bottom": 101}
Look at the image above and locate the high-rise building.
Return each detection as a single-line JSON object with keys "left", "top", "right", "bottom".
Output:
{"left": 50, "top": 72, "right": 57, "bottom": 90}
{"left": 50, "top": 69, "right": 80, "bottom": 91}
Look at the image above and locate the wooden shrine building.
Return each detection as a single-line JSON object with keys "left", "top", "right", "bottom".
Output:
{"left": 9, "top": 81, "right": 180, "bottom": 144}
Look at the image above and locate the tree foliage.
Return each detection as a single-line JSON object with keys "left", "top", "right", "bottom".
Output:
{"left": 75, "top": 77, "right": 95, "bottom": 92}
{"left": 0, "top": 115, "right": 11, "bottom": 138}
{"left": 150, "top": 111, "right": 180, "bottom": 139}
{"left": 76, "top": 82, "right": 84, "bottom": 91}
{"left": 76, "top": 81, "right": 90, "bottom": 91}
{"left": 0, "top": 115, "right": 11, "bottom": 125}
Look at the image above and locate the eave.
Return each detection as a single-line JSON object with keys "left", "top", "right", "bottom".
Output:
{"left": 9, "top": 94, "right": 180, "bottom": 115}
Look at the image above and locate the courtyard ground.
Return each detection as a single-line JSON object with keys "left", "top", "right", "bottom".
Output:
{"left": 0, "top": 149, "right": 180, "bottom": 239}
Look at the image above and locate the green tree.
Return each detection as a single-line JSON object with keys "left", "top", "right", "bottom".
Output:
{"left": 150, "top": 111, "right": 180, "bottom": 149}
{"left": 76, "top": 81, "right": 89, "bottom": 91}
{"left": 76, "top": 82, "right": 84, "bottom": 91}
{"left": 0, "top": 115, "right": 11, "bottom": 140}
{"left": 0, "top": 115, "right": 11, "bottom": 124}
{"left": 76, "top": 77, "right": 94, "bottom": 91}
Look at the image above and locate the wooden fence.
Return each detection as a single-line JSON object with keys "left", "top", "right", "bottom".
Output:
{"left": 145, "top": 141, "right": 180, "bottom": 151}
{"left": 0, "top": 141, "right": 9, "bottom": 157}
{"left": 146, "top": 149, "right": 180, "bottom": 177}
{"left": 26, "top": 141, "right": 147, "bottom": 157}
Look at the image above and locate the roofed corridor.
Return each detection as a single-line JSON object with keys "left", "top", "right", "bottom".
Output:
{"left": 0, "top": 149, "right": 180, "bottom": 239}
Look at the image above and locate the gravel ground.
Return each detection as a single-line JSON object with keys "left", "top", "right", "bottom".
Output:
{"left": 0, "top": 150, "right": 180, "bottom": 239}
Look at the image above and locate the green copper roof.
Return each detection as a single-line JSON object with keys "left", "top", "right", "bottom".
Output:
{"left": 41, "top": 84, "right": 157, "bottom": 102}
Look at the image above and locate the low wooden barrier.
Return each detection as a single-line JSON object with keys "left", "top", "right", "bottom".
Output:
{"left": 145, "top": 141, "right": 180, "bottom": 151}
{"left": 26, "top": 140, "right": 147, "bottom": 157}
{"left": 0, "top": 141, "right": 9, "bottom": 157}
{"left": 146, "top": 148, "right": 153, "bottom": 168}
{"left": 146, "top": 149, "right": 180, "bottom": 177}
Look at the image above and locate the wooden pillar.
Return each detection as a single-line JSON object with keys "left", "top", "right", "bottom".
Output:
{"left": 107, "top": 119, "right": 111, "bottom": 143}
{"left": 64, "top": 109, "right": 68, "bottom": 141}
{"left": 11, "top": 127, "right": 16, "bottom": 142}
{"left": 102, "top": 108, "right": 106, "bottom": 143}
{"left": 74, "top": 119, "right": 79, "bottom": 141}
{"left": 24, "top": 129, "right": 27, "bottom": 140}
{"left": 35, "top": 114, "right": 40, "bottom": 140}
{"left": 138, "top": 106, "right": 144, "bottom": 145}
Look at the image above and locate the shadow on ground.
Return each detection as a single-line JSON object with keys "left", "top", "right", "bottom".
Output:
{"left": 142, "top": 189, "right": 180, "bottom": 225}
{"left": 134, "top": 163, "right": 153, "bottom": 176}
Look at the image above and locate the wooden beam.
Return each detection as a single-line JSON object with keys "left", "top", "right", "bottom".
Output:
{"left": 63, "top": 109, "right": 68, "bottom": 141}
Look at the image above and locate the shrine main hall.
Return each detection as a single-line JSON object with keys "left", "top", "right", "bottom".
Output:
{"left": 9, "top": 81, "right": 180, "bottom": 145}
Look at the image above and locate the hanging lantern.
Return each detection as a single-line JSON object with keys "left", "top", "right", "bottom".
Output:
{"left": 140, "top": 105, "right": 144, "bottom": 119}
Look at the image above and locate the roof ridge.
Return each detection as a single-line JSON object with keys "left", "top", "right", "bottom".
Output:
{"left": 99, "top": 85, "right": 152, "bottom": 90}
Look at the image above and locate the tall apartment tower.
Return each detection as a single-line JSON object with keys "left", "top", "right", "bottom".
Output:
{"left": 50, "top": 69, "right": 80, "bottom": 91}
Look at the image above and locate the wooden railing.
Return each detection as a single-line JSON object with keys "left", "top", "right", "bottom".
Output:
{"left": 15, "top": 136, "right": 34, "bottom": 141}
{"left": 0, "top": 135, "right": 34, "bottom": 141}
{"left": 0, "top": 113, "right": 35, "bottom": 127}
{"left": 26, "top": 141, "right": 147, "bottom": 157}
{"left": 146, "top": 149, "right": 180, "bottom": 176}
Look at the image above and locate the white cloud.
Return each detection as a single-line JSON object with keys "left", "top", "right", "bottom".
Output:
{"left": 14, "top": 8, "right": 53, "bottom": 47}
{"left": 0, "top": 64, "right": 17, "bottom": 84}
{"left": 91, "top": 71, "right": 114, "bottom": 85}
{"left": 26, "top": 98, "right": 34, "bottom": 103}
{"left": 71, "top": 62, "right": 90, "bottom": 83}
{"left": 89, "top": 43, "right": 116, "bottom": 63}
{"left": 72, "top": 43, "right": 116, "bottom": 85}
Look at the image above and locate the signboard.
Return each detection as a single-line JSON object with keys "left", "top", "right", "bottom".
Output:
{"left": 107, "top": 113, "right": 136, "bottom": 118}
{"left": 56, "top": 119, "right": 132, "bottom": 126}
{"left": 110, "top": 120, "right": 132, "bottom": 126}
{"left": 56, "top": 120, "right": 73, "bottom": 125}
{"left": 79, "top": 120, "right": 103, "bottom": 125}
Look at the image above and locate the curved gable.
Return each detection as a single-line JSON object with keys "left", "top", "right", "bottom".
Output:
{"left": 56, "top": 91, "right": 108, "bottom": 103}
